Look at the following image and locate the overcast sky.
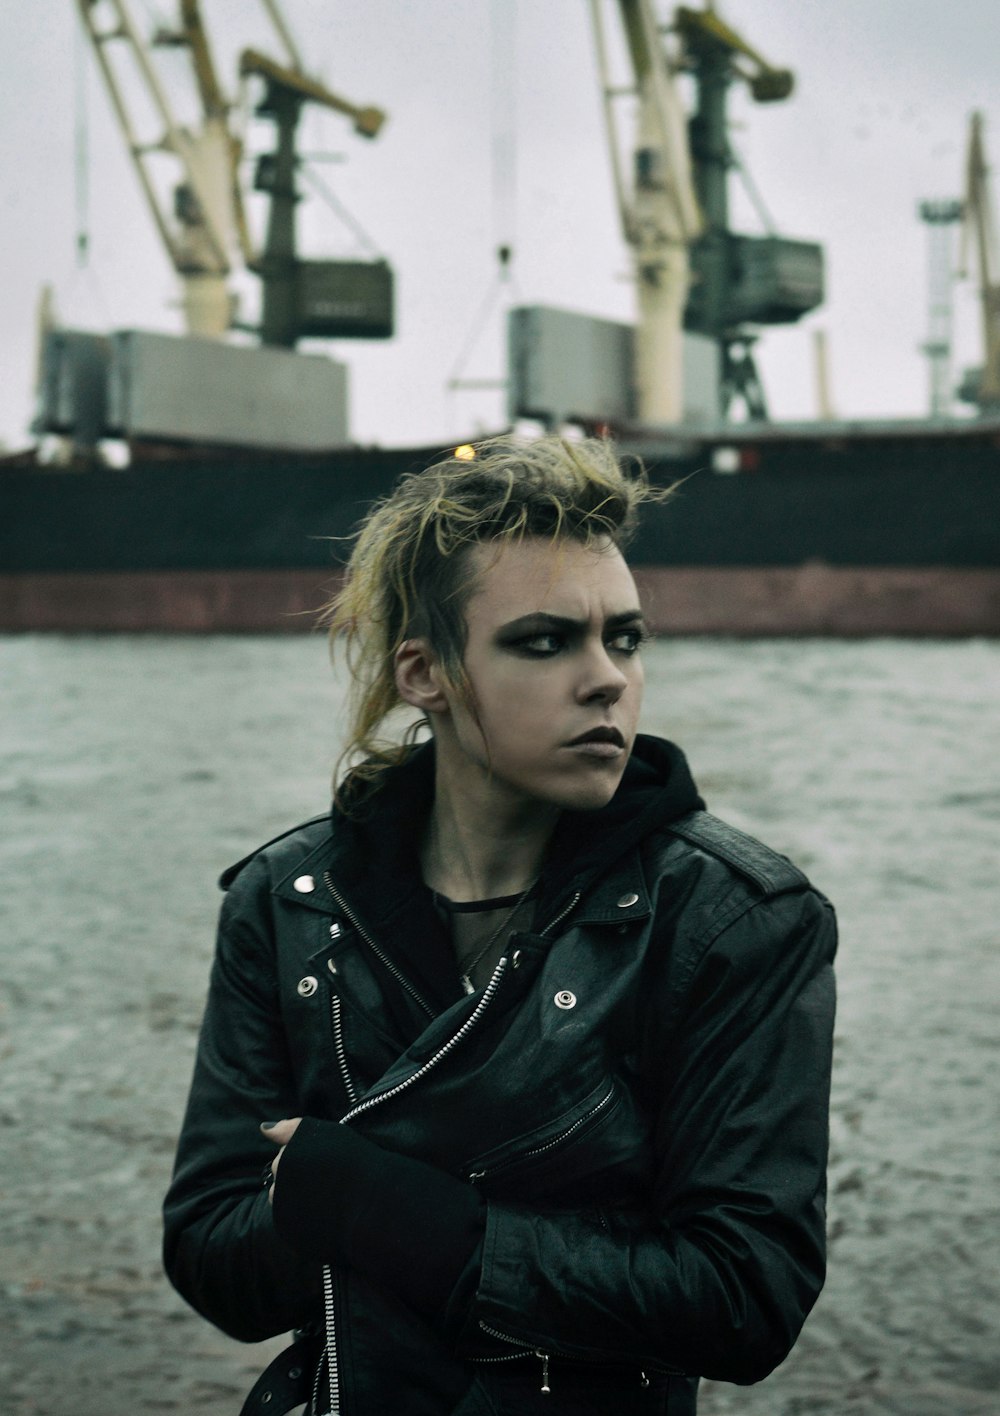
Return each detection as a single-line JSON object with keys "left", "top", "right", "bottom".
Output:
{"left": 2, "top": 0, "right": 999, "bottom": 450}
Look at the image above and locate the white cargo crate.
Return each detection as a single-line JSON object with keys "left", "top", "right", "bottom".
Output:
{"left": 107, "top": 330, "right": 349, "bottom": 449}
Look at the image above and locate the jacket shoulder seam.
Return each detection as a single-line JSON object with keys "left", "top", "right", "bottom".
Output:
{"left": 664, "top": 810, "right": 808, "bottom": 895}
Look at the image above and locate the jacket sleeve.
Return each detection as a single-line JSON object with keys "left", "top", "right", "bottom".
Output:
{"left": 469, "top": 883, "right": 837, "bottom": 1385}
{"left": 162, "top": 857, "right": 322, "bottom": 1342}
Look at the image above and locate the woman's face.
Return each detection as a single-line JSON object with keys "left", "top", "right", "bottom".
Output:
{"left": 438, "top": 535, "right": 646, "bottom": 813}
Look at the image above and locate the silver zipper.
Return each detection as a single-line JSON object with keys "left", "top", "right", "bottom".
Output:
{"left": 335, "top": 887, "right": 586, "bottom": 1182}
{"left": 321, "top": 873, "right": 437, "bottom": 1414}
{"left": 319, "top": 954, "right": 513, "bottom": 1404}
{"left": 317, "top": 1265, "right": 340, "bottom": 1415}
{"left": 479, "top": 1322, "right": 658, "bottom": 1391}
{"left": 323, "top": 872, "right": 436, "bottom": 1017}
{"left": 467, "top": 1083, "right": 616, "bottom": 1183}
{"left": 316, "top": 881, "right": 581, "bottom": 1408}
{"left": 340, "top": 956, "right": 509, "bottom": 1123}
{"left": 540, "top": 890, "right": 581, "bottom": 939}
{"left": 478, "top": 1323, "right": 552, "bottom": 1392}
{"left": 330, "top": 995, "right": 357, "bottom": 1107}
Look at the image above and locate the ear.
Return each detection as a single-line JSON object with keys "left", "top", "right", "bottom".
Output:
{"left": 394, "top": 638, "right": 452, "bottom": 716}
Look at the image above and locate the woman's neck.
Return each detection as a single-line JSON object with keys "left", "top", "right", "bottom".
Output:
{"left": 420, "top": 770, "right": 560, "bottom": 903}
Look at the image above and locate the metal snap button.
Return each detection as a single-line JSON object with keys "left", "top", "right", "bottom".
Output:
{"left": 326, "top": 958, "right": 338, "bottom": 975}
{"left": 617, "top": 892, "right": 639, "bottom": 909}
{"left": 296, "top": 976, "right": 319, "bottom": 997}
{"left": 293, "top": 875, "right": 315, "bottom": 893}
{"left": 554, "top": 990, "right": 577, "bottom": 1010}
{"left": 512, "top": 949, "right": 522, "bottom": 969}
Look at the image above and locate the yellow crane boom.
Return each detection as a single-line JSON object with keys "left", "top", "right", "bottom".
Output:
{"left": 590, "top": 0, "right": 703, "bottom": 423}
{"left": 960, "top": 111, "right": 1000, "bottom": 406}
{"left": 238, "top": 49, "right": 385, "bottom": 139}
{"left": 674, "top": 6, "right": 793, "bottom": 102}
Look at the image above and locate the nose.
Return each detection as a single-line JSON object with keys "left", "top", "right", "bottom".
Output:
{"left": 576, "top": 641, "right": 629, "bottom": 704}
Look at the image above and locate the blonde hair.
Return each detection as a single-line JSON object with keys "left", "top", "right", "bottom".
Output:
{"left": 323, "top": 434, "right": 665, "bottom": 798}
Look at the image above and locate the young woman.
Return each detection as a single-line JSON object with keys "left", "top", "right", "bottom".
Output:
{"left": 164, "top": 436, "right": 836, "bottom": 1416}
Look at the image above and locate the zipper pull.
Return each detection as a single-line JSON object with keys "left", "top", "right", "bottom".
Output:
{"left": 536, "top": 1350, "right": 551, "bottom": 1394}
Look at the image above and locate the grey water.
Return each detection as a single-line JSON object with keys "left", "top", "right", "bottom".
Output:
{"left": 0, "top": 635, "right": 997, "bottom": 1415}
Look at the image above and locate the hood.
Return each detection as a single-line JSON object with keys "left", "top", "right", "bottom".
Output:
{"left": 331, "top": 733, "right": 703, "bottom": 908}
{"left": 537, "top": 733, "right": 704, "bottom": 911}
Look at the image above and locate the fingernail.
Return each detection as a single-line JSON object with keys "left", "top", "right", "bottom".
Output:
{"left": 260, "top": 1121, "right": 281, "bottom": 1132}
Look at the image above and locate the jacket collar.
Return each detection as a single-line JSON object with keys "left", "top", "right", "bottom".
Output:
{"left": 271, "top": 835, "right": 340, "bottom": 915}
{"left": 564, "top": 844, "right": 651, "bottom": 929}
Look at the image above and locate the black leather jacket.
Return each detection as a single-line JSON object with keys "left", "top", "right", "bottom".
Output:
{"left": 163, "top": 737, "right": 836, "bottom": 1415}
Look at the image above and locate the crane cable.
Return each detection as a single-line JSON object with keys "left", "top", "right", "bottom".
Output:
{"left": 447, "top": 0, "right": 519, "bottom": 393}
{"left": 299, "top": 163, "right": 382, "bottom": 258}
{"left": 69, "top": 13, "right": 113, "bottom": 327}
{"left": 490, "top": 0, "right": 518, "bottom": 288}
{"left": 728, "top": 137, "right": 777, "bottom": 237}
{"left": 74, "top": 13, "right": 90, "bottom": 268}
{"left": 269, "top": 0, "right": 387, "bottom": 264}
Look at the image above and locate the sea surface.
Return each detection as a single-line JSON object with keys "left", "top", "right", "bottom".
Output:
{"left": 1, "top": 634, "right": 998, "bottom": 1415}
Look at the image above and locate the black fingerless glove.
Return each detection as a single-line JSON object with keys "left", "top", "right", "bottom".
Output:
{"left": 271, "top": 1118, "right": 485, "bottom": 1323}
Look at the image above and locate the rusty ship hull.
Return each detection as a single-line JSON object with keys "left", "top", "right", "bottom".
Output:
{"left": 3, "top": 418, "right": 998, "bottom": 635}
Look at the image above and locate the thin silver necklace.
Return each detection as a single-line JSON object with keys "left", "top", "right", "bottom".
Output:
{"left": 455, "top": 882, "right": 536, "bottom": 996}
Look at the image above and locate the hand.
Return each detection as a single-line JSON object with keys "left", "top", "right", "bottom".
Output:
{"left": 260, "top": 1118, "right": 302, "bottom": 1204}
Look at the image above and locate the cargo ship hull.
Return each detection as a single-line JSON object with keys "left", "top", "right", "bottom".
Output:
{"left": 3, "top": 419, "right": 999, "bottom": 634}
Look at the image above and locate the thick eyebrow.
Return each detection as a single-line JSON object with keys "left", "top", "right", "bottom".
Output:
{"left": 497, "top": 609, "right": 647, "bottom": 636}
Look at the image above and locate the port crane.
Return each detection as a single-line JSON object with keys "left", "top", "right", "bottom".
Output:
{"left": 590, "top": 1, "right": 823, "bottom": 421}
{"left": 958, "top": 110, "right": 1000, "bottom": 412}
{"left": 74, "top": 0, "right": 392, "bottom": 345}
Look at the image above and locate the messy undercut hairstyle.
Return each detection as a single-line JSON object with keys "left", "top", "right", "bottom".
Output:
{"left": 322, "top": 434, "right": 665, "bottom": 798}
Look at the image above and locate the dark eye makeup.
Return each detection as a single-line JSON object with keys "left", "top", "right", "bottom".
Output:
{"left": 505, "top": 624, "right": 648, "bottom": 658}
